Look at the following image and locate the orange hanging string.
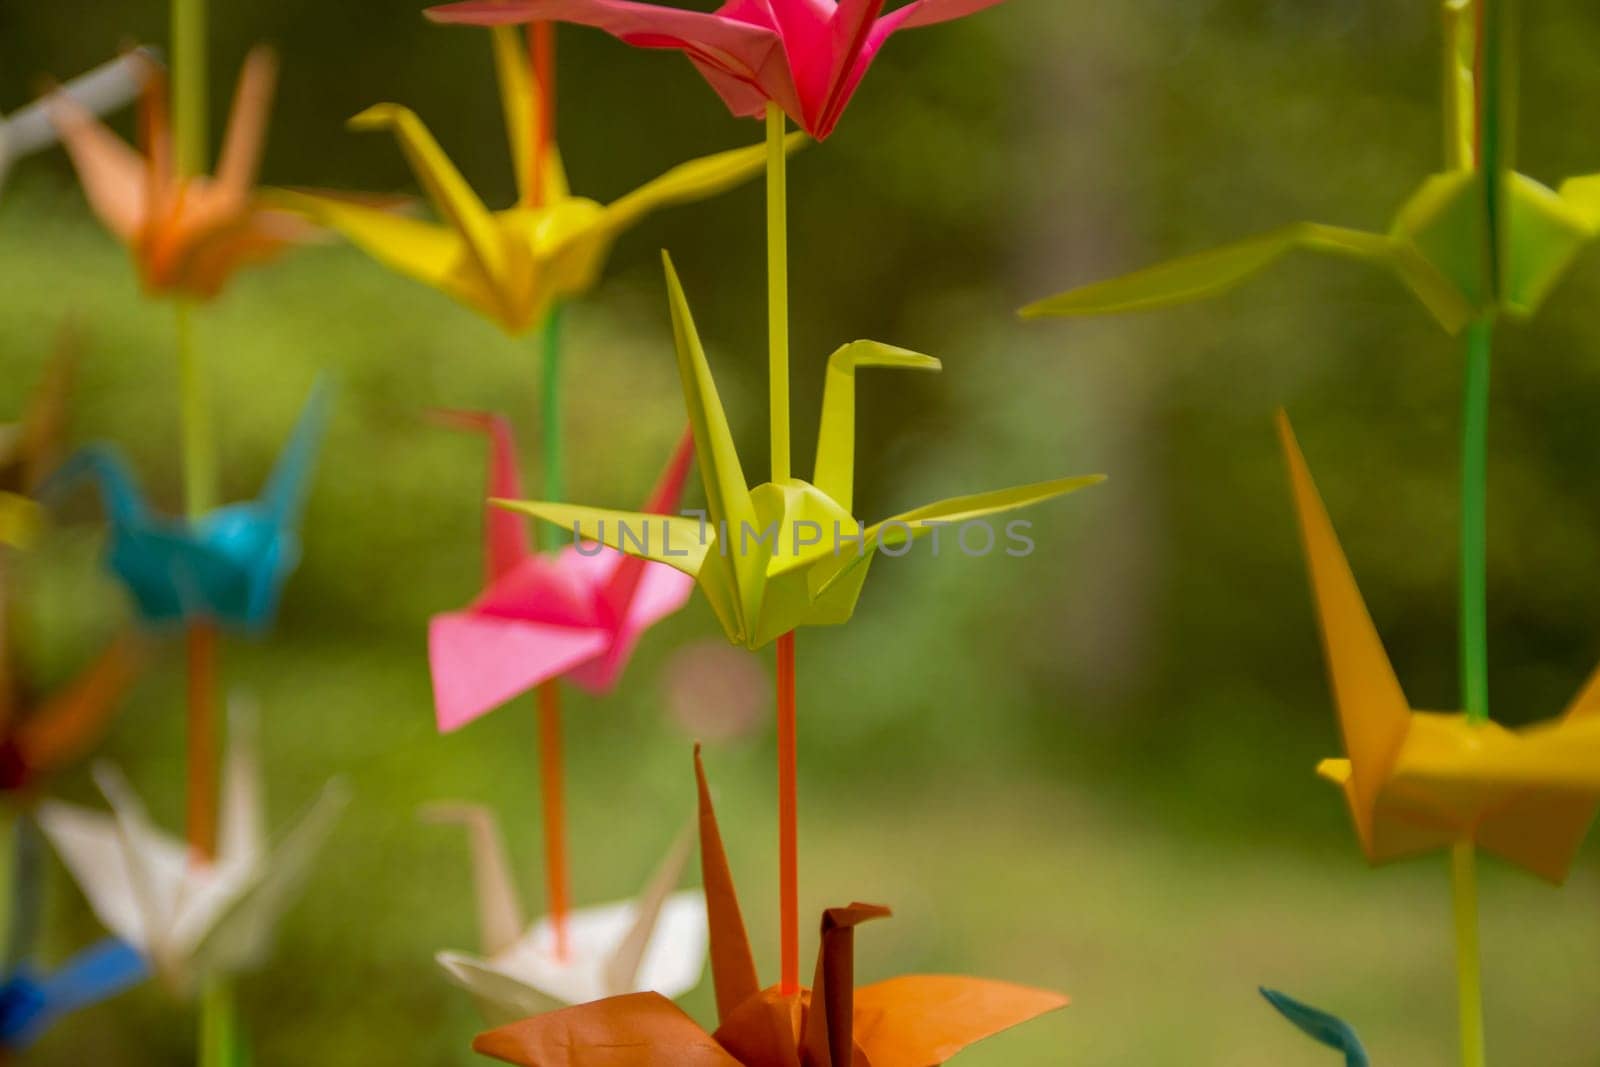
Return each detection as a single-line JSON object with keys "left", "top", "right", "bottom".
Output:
{"left": 776, "top": 630, "right": 798, "bottom": 994}
{"left": 538, "top": 681, "right": 571, "bottom": 960}
{"left": 185, "top": 622, "right": 218, "bottom": 860}
{"left": 526, "top": 17, "right": 568, "bottom": 961}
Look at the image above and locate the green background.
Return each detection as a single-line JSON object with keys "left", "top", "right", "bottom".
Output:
{"left": 4, "top": 0, "right": 1600, "bottom": 1062}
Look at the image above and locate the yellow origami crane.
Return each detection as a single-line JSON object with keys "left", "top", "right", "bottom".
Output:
{"left": 498, "top": 254, "right": 1104, "bottom": 650}
{"left": 1023, "top": 2, "right": 1600, "bottom": 334}
{"left": 1279, "top": 411, "right": 1600, "bottom": 884}
{"left": 276, "top": 28, "right": 799, "bottom": 335}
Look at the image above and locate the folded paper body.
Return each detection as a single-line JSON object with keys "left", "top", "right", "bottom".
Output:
{"left": 1260, "top": 988, "right": 1369, "bottom": 1067}
{"left": 498, "top": 254, "right": 1103, "bottom": 651}
{"left": 427, "top": 804, "right": 706, "bottom": 1024}
{"left": 472, "top": 747, "right": 1066, "bottom": 1066}
{"left": 1280, "top": 413, "right": 1600, "bottom": 883}
{"left": 0, "top": 329, "right": 78, "bottom": 549}
{"left": 1022, "top": 11, "right": 1600, "bottom": 333}
{"left": 36, "top": 703, "right": 346, "bottom": 992}
{"left": 0, "top": 334, "right": 142, "bottom": 794}
{"left": 0, "top": 633, "right": 141, "bottom": 796}
{"left": 428, "top": 413, "right": 695, "bottom": 732}
{"left": 277, "top": 28, "right": 792, "bottom": 335}
{"left": 0, "top": 50, "right": 153, "bottom": 195}
{"left": 0, "top": 938, "right": 146, "bottom": 1049}
{"left": 1023, "top": 170, "right": 1600, "bottom": 334}
{"left": 427, "top": 0, "right": 1010, "bottom": 141}
{"left": 49, "top": 47, "right": 313, "bottom": 300}
{"left": 45, "top": 380, "right": 329, "bottom": 632}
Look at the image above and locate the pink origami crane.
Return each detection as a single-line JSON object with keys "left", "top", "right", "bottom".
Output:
{"left": 426, "top": 0, "right": 1008, "bottom": 140}
{"left": 429, "top": 413, "right": 696, "bottom": 732}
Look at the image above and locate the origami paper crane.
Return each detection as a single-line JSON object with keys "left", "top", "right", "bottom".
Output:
{"left": 473, "top": 746, "right": 1067, "bottom": 1066}
{"left": 0, "top": 334, "right": 142, "bottom": 801}
{"left": 1022, "top": 9, "right": 1600, "bottom": 334}
{"left": 44, "top": 379, "right": 330, "bottom": 633}
{"left": 0, "top": 634, "right": 142, "bottom": 798}
{"left": 1260, "top": 988, "right": 1369, "bottom": 1067}
{"left": 276, "top": 27, "right": 796, "bottom": 335}
{"left": 425, "top": 803, "right": 706, "bottom": 1024}
{"left": 49, "top": 46, "right": 312, "bottom": 300}
{"left": 36, "top": 702, "right": 347, "bottom": 993}
{"left": 428, "top": 412, "right": 695, "bottom": 732}
{"left": 0, "top": 328, "right": 78, "bottom": 549}
{"left": 0, "top": 643, "right": 144, "bottom": 973}
{"left": 0, "top": 938, "right": 146, "bottom": 1050}
{"left": 497, "top": 254, "right": 1103, "bottom": 650}
{"left": 428, "top": 0, "right": 1010, "bottom": 141}
{"left": 0, "top": 50, "right": 153, "bottom": 197}
{"left": 1280, "top": 412, "right": 1600, "bottom": 884}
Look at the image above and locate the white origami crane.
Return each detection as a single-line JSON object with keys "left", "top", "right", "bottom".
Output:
{"left": 0, "top": 50, "right": 154, "bottom": 196}
{"left": 424, "top": 804, "right": 707, "bottom": 1025}
{"left": 36, "top": 703, "right": 346, "bottom": 993}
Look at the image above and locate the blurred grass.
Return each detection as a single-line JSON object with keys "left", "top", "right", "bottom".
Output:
{"left": 4, "top": 0, "right": 1600, "bottom": 1063}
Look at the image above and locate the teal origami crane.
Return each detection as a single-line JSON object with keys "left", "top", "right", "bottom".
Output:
{"left": 45, "top": 380, "right": 330, "bottom": 632}
{"left": 1261, "top": 988, "right": 1370, "bottom": 1067}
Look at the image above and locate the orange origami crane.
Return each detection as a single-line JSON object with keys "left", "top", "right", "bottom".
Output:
{"left": 0, "top": 332, "right": 142, "bottom": 795}
{"left": 473, "top": 746, "right": 1067, "bottom": 1066}
{"left": 0, "top": 637, "right": 142, "bottom": 798}
{"left": 48, "top": 47, "right": 310, "bottom": 300}
{"left": 1280, "top": 412, "right": 1600, "bottom": 884}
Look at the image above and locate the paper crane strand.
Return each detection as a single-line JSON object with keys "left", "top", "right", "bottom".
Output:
{"left": 44, "top": 380, "right": 330, "bottom": 632}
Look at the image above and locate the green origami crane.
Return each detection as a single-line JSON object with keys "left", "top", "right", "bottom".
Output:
{"left": 497, "top": 254, "right": 1103, "bottom": 650}
{"left": 1022, "top": 0, "right": 1596, "bottom": 334}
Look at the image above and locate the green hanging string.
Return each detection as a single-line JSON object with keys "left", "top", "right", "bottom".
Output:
{"left": 1448, "top": 2, "right": 1516, "bottom": 1064}
{"left": 2, "top": 813, "right": 42, "bottom": 973}
{"left": 176, "top": 303, "right": 219, "bottom": 520}
{"left": 171, "top": 0, "right": 236, "bottom": 1063}
{"left": 539, "top": 303, "right": 565, "bottom": 552}
{"left": 1452, "top": 313, "right": 1492, "bottom": 1067}
{"left": 172, "top": 0, "right": 208, "bottom": 179}
{"left": 200, "top": 979, "right": 240, "bottom": 1067}
{"left": 1458, "top": 319, "right": 1492, "bottom": 728}
{"left": 766, "top": 102, "right": 790, "bottom": 484}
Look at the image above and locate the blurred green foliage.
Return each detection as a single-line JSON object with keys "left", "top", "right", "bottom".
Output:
{"left": 4, "top": 0, "right": 1600, "bottom": 1062}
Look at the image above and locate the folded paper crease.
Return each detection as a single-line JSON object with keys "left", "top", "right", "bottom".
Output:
{"left": 496, "top": 254, "right": 1104, "bottom": 650}
{"left": 471, "top": 746, "right": 1066, "bottom": 1065}
{"left": 1280, "top": 411, "right": 1600, "bottom": 884}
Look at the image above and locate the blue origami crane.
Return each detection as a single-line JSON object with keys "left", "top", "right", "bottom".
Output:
{"left": 0, "top": 938, "right": 146, "bottom": 1049}
{"left": 46, "top": 380, "right": 330, "bottom": 632}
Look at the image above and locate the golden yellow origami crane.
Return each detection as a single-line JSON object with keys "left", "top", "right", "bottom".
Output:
{"left": 497, "top": 254, "right": 1103, "bottom": 650}
{"left": 1279, "top": 411, "right": 1600, "bottom": 884}
{"left": 50, "top": 47, "right": 311, "bottom": 301}
{"left": 1023, "top": 2, "right": 1600, "bottom": 335}
{"left": 278, "top": 28, "right": 798, "bottom": 336}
